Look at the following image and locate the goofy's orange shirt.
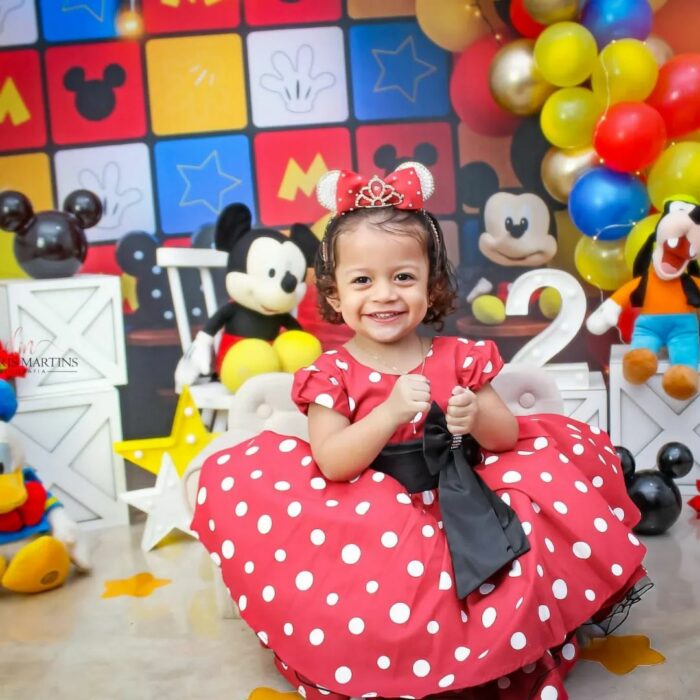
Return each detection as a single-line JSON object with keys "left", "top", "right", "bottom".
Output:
{"left": 611, "top": 268, "right": 700, "bottom": 315}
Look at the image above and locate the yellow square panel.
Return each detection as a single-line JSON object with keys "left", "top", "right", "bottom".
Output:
{"left": 147, "top": 34, "right": 247, "bottom": 136}
{"left": 348, "top": 0, "right": 415, "bottom": 18}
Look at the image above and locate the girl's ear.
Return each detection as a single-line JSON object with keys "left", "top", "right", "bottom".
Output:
{"left": 327, "top": 294, "right": 341, "bottom": 312}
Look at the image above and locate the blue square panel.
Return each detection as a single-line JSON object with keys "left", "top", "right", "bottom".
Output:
{"left": 39, "top": 0, "right": 119, "bottom": 43}
{"left": 154, "top": 135, "right": 256, "bottom": 235}
{"left": 349, "top": 21, "right": 450, "bottom": 121}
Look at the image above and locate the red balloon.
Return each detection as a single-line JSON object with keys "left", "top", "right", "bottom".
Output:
{"left": 510, "top": 0, "right": 546, "bottom": 38}
{"left": 593, "top": 102, "right": 667, "bottom": 173}
{"left": 647, "top": 53, "right": 700, "bottom": 138}
{"left": 449, "top": 36, "right": 520, "bottom": 137}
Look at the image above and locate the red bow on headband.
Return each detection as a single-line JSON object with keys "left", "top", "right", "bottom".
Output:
{"left": 334, "top": 166, "right": 426, "bottom": 214}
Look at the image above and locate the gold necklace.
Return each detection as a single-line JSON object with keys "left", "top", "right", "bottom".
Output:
{"left": 353, "top": 335, "right": 429, "bottom": 376}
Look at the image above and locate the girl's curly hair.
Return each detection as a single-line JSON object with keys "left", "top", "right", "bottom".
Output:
{"left": 314, "top": 208, "right": 457, "bottom": 330}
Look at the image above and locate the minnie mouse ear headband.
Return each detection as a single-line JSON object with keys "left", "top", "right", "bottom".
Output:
{"left": 316, "top": 162, "right": 441, "bottom": 263}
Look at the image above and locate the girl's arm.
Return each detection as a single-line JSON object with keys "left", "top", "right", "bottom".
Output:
{"left": 470, "top": 384, "right": 518, "bottom": 452}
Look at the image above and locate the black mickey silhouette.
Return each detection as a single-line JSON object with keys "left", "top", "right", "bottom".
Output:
{"left": 64, "top": 64, "right": 126, "bottom": 121}
{"left": 373, "top": 143, "right": 439, "bottom": 174}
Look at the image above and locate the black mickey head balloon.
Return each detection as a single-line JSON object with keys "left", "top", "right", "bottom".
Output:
{"left": 0, "top": 190, "right": 101, "bottom": 278}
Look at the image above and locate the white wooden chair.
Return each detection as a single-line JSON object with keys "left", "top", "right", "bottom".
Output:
{"left": 156, "top": 246, "right": 230, "bottom": 429}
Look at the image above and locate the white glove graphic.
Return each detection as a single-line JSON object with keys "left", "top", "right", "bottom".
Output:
{"left": 79, "top": 162, "right": 142, "bottom": 230}
{"left": 0, "top": 0, "right": 25, "bottom": 33}
{"left": 260, "top": 45, "right": 335, "bottom": 113}
{"left": 175, "top": 331, "right": 215, "bottom": 391}
{"left": 586, "top": 298, "right": 623, "bottom": 335}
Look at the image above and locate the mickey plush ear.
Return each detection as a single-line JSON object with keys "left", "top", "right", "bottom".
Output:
{"left": 316, "top": 170, "right": 342, "bottom": 212}
{"left": 394, "top": 161, "right": 435, "bottom": 202}
{"left": 215, "top": 203, "right": 252, "bottom": 251}
{"left": 289, "top": 223, "right": 320, "bottom": 266}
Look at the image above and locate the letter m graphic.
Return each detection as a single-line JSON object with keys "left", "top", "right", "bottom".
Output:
{"left": 278, "top": 154, "right": 328, "bottom": 201}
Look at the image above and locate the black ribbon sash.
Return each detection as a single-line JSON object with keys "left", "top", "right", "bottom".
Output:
{"left": 371, "top": 402, "right": 530, "bottom": 599}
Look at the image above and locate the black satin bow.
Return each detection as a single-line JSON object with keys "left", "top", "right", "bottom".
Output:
{"left": 422, "top": 402, "right": 530, "bottom": 598}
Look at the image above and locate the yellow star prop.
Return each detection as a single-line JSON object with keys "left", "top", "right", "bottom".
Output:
{"left": 248, "top": 690, "right": 300, "bottom": 700}
{"left": 113, "top": 386, "right": 218, "bottom": 477}
{"left": 579, "top": 634, "right": 666, "bottom": 675}
{"left": 101, "top": 572, "right": 171, "bottom": 598}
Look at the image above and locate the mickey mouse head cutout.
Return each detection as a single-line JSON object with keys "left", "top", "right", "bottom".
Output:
{"left": 0, "top": 190, "right": 102, "bottom": 278}
{"left": 63, "top": 65, "right": 126, "bottom": 121}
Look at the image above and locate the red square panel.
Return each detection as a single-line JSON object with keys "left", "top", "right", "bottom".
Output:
{"left": 244, "top": 0, "right": 341, "bottom": 26}
{"left": 45, "top": 42, "right": 146, "bottom": 146}
{"left": 0, "top": 50, "right": 46, "bottom": 152}
{"left": 254, "top": 127, "right": 352, "bottom": 226}
{"left": 144, "top": 0, "right": 240, "bottom": 34}
{"left": 356, "top": 122, "right": 456, "bottom": 215}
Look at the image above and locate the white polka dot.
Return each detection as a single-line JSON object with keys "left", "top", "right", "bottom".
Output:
{"left": 295, "top": 571, "right": 313, "bottom": 591}
{"left": 478, "top": 650, "right": 489, "bottom": 659}
{"left": 262, "top": 585, "right": 275, "bottom": 602}
{"left": 553, "top": 501, "right": 568, "bottom": 515}
{"left": 455, "top": 646, "right": 470, "bottom": 661}
{"left": 538, "top": 605, "right": 550, "bottom": 622}
{"left": 438, "top": 674, "right": 455, "bottom": 688}
{"left": 216, "top": 453, "right": 231, "bottom": 465}
{"left": 274, "top": 549, "right": 286, "bottom": 562}
{"left": 381, "top": 531, "right": 398, "bottom": 548}
{"left": 463, "top": 356, "right": 474, "bottom": 368}
{"left": 287, "top": 501, "right": 302, "bottom": 517}
{"left": 523, "top": 663, "right": 536, "bottom": 673}
{"left": 235, "top": 501, "right": 248, "bottom": 517}
{"left": 484, "top": 455, "right": 499, "bottom": 465}
{"left": 613, "top": 507, "right": 625, "bottom": 521}
{"left": 283, "top": 622, "right": 293, "bottom": 636}
{"left": 460, "top": 610, "right": 468, "bottom": 622}
{"left": 342, "top": 544, "right": 361, "bottom": 564}
{"left": 552, "top": 579, "right": 568, "bottom": 599}
{"left": 509, "top": 559, "right": 522, "bottom": 577}
{"left": 326, "top": 592, "right": 339, "bottom": 605}
{"left": 197, "top": 487, "right": 207, "bottom": 505}
{"left": 611, "top": 563, "right": 623, "bottom": 576}
{"left": 301, "top": 456, "right": 313, "bottom": 466}
{"left": 594, "top": 517, "right": 608, "bottom": 532}
{"left": 559, "top": 453, "right": 570, "bottom": 463}
{"left": 574, "top": 480, "right": 588, "bottom": 493}
{"left": 368, "top": 371, "right": 382, "bottom": 383}
{"left": 413, "top": 659, "right": 430, "bottom": 677}
{"left": 541, "top": 686, "right": 558, "bottom": 700}
{"left": 585, "top": 589, "right": 596, "bottom": 601}
{"left": 573, "top": 443, "right": 584, "bottom": 455}
{"left": 355, "top": 501, "right": 371, "bottom": 515}
{"left": 372, "top": 472, "right": 385, "bottom": 482}
{"left": 396, "top": 493, "right": 412, "bottom": 505}
{"left": 573, "top": 542, "right": 591, "bottom": 559}
{"left": 537, "top": 564, "right": 544, "bottom": 577}
{"left": 498, "top": 677, "right": 511, "bottom": 689}
{"left": 221, "top": 540, "right": 235, "bottom": 559}
{"left": 274, "top": 481, "right": 291, "bottom": 491}
{"left": 510, "top": 632, "right": 527, "bottom": 650}
{"left": 522, "top": 521, "right": 532, "bottom": 536}
{"left": 310, "top": 529, "right": 326, "bottom": 545}
{"left": 545, "top": 537, "right": 555, "bottom": 553}
{"left": 279, "top": 439, "right": 297, "bottom": 452}
{"left": 314, "top": 393, "right": 334, "bottom": 408}
{"left": 348, "top": 397, "right": 356, "bottom": 411}
{"left": 407, "top": 560, "right": 424, "bottom": 577}
{"left": 377, "top": 656, "right": 390, "bottom": 669}
{"left": 257, "top": 515, "right": 272, "bottom": 534}
{"left": 516, "top": 596, "right": 524, "bottom": 609}
{"left": 310, "top": 477, "right": 326, "bottom": 490}
{"left": 592, "top": 476, "right": 604, "bottom": 488}
{"left": 479, "top": 583, "right": 495, "bottom": 595}
{"left": 348, "top": 617, "right": 365, "bottom": 634}
{"left": 532, "top": 502, "right": 541, "bottom": 513}
{"left": 244, "top": 446, "right": 259, "bottom": 456}
{"left": 221, "top": 476, "right": 234, "bottom": 491}
{"left": 540, "top": 471, "right": 553, "bottom": 482}
{"left": 482, "top": 607, "right": 497, "bottom": 628}
{"left": 257, "top": 631, "right": 268, "bottom": 645}
{"left": 439, "top": 571, "right": 453, "bottom": 590}
{"left": 244, "top": 561, "right": 254, "bottom": 574}
{"left": 422, "top": 525, "right": 435, "bottom": 537}
{"left": 238, "top": 595, "right": 247, "bottom": 611}
{"left": 628, "top": 533, "right": 640, "bottom": 546}
{"left": 208, "top": 519, "right": 215, "bottom": 531}
{"left": 502, "top": 470, "right": 522, "bottom": 484}
{"left": 427, "top": 620, "right": 440, "bottom": 634}
{"left": 562, "top": 643, "right": 576, "bottom": 661}
{"left": 484, "top": 360, "right": 493, "bottom": 373}
{"left": 210, "top": 552, "right": 221, "bottom": 566}
{"left": 250, "top": 469, "right": 263, "bottom": 480}
{"left": 534, "top": 437, "right": 549, "bottom": 450}
{"left": 501, "top": 492, "right": 511, "bottom": 506}
{"left": 307, "top": 627, "right": 324, "bottom": 646}
{"left": 366, "top": 580, "right": 379, "bottom": 593}
{"left": 325, "top": 499, "right": 339, "bottom": 507}
{"left": 389, "top": 602, "right": 411, "bottom": 624}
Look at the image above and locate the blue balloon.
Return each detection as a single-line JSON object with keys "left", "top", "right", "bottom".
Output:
{"left": 0, "top": 379, "right": 17, "bottom": 422}
{"left": 582, "top": 0, "right": 653, "bottom": 47}
{"left": 568, "top": 168, "right": 650, "bottom": 240}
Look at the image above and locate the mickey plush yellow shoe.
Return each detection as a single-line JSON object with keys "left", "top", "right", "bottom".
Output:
{"left": 2, "top": 535, "right": 71, "bottom": 593}
{"left": 472, "top": 295, "right": 506, "bottom": 325}
{"left": 0, "top": 554, "right": 7, "bottom": 580}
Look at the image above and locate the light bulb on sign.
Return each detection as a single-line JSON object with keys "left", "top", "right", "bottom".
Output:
{"left": 117, "top": 0, "right": 143, "bottom": 37}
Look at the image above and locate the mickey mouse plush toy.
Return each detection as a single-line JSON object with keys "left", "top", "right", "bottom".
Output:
{"left": 175, "top": 204, "right": 322, "bottom": 393}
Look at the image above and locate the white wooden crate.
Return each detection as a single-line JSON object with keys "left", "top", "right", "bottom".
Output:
{"left": 609, "top": 344, "right": 700, "bottom": 488}
{"left": 11, "top": 386, "right": 128, "bottom": 529}
{"left": 558, "top": 371, "right": 608, "bottom": 430}
{"left": 0, "top": 274, "right": 127, "bottom": 398}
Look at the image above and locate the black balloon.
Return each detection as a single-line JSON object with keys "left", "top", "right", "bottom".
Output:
{"left": 657, "top": 442, "right": 694, "bottom": 479}
{"left": 628, "top": 470, "right": 682, "bottom": 536}
{"left": 615, "top": 445, "right": 636, "bottom": 485}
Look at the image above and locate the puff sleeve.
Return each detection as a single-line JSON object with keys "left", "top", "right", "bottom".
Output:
{"left": 455, "top": 338, "right": 504, "bottom": 392}
{"left": 292, "top": 353, "right": 352, "bottom": 419}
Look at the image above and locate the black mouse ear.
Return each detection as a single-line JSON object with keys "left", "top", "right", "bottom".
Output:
{"left": 103, "top": 64, "right": 126, "bottom": 88}
{"left": 374, "top": 145, "right": 398, "bottom": 173}
{"left": 457, "top": 162, "right": 500, "bottom": 210}
{"left": 115, "top": 231, "right": 158, "bottom": 274}
{"left": 413, "top": 142, "right": 438, "bottom": 167}
{"left": 63, "top": 190, "right": 102, "bottom": 229}
{"left": 289, "top": 223, "right": 320, "bottom": 266}
{"left": 215, "top": 203, "right": 252, "bottom": 251}
{"left": 63, "top": 67, "right": 85, "bottom": 93}
{"left": 0, "top": 191, "right": 34, "bottom": 233}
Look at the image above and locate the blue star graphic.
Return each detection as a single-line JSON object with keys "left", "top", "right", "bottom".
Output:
{"left": 177, "top": 151, "right": 241, "bottom": 215}
{"left": 372, "top": 36, "right": 437, "bottom": 103}
{"left": 61, "top": 0, "right": 105, "bottom": 22}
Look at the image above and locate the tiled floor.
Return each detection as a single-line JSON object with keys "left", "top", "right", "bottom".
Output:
{"left": 2, "top": 505, "right": 699, "bottom": 700}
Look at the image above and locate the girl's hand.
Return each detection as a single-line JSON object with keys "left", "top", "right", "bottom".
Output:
{"left": 382, "top": 374, "right": 431, "bottom": 425}
{"left": 446, "top": 385, "right": 478, "bottom": 436}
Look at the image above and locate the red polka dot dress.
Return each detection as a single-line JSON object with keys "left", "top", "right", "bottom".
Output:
{"left": 191, "top": 337, "right": 647, "bottom": 700}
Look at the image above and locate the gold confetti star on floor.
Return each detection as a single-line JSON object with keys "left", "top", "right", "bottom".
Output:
{"left": 579, "top": 634, "right": 666, "bottom": 675}
{"left": 101, "top": 572, "right": 171, "bottom": 599}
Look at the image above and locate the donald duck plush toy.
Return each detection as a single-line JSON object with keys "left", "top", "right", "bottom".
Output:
{"left": 0, "top": 378, "right": 90, "bottom": 593}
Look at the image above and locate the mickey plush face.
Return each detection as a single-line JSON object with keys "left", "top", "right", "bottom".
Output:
{"left": 652, "top": 199, "right": 700, "bottom": 281}
{"left": 479, "top": 192, "right": 557, "bottom": 268}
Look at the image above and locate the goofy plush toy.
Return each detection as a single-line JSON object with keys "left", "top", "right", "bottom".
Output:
{"left": 587, "top": 197, "right": 700, "bottom": 400}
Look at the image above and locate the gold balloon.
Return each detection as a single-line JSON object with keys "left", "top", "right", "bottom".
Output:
{"left": 416, "top": 0, "right": 489, "bottom": 52}
{"left": 575, "top": 236, "right": 632, "bottom": 291}
{"left": 644, "top": 35, "right": 674, "bottom": 67}
{"left": 541, "top": 146, "right": 600, "bottom": 203}
{"left": 647, "top": 142, "right": 700, "bottom": 211}
{"left": 489, "top": 39, "right": 555, "bottom": 116}
{"left": 624, "top": 213, "right": 661, "bottom": 271}
{"left": 523, "top": 0, "right": 579, "bottom": 25}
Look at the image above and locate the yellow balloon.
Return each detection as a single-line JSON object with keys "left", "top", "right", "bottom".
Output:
{"left": 624, "top": 213, "right": 661, "bottom": 272}
{"left": 647, "top": 143, "right": 700, "bottom": 211}
{"left": 591, "top": 39, "right": 659, "bottom": 105}
{"left": 534, "top": 22, "right": 598, "bottom": 87}
{"left": 574, "top": 236, "right": 632, "bottom": 291}
{"left": 220, "top": 339, "right": 281, "bottom": 393}
{"left": 524, "top": 0, "right": 579, "bottom": 24}
{"left": 416, "top": 0, "right": 488, "bottom": 52}
{"left": 541, "top": 145, "right": 600, "bottom": 203}
{"left": 272, "top": 330, "right": 322, "bottom": 373}
{"left": 540, "top": 87, "right": 602, "bottom": 149}
{"left": 489, "top": 39, "right": 555, "bottom": 116}
{"left": 644, "top": 35, "right": 674, "bottom": 67}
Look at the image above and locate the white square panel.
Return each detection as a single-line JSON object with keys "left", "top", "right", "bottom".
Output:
{"left": 247, "top": 26, "right": 348, "bottom": 128}
{"left": 0, "top": 0, "right": 37, "bottom": 47}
